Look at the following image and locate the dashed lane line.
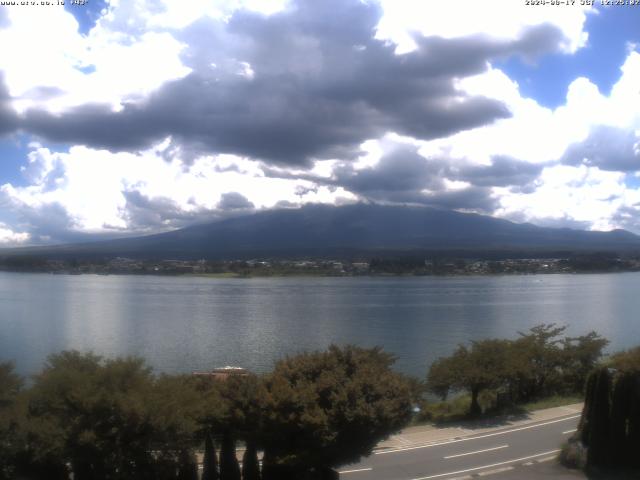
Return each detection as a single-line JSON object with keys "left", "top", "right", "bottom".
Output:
{"left": 376, "top": 415, "right": 580, "bottom": 455}
{"left": 410, "top": 449, "right": 561, "bottom": 480}
{"left": 339, "top": 467, "right": 373, "bottom": 474}
{"left": 444, "top": 445, "right": 509, "bottom": 460}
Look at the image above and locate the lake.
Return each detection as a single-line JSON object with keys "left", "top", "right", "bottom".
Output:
{"left": 1, "top": 272, "right": 639, "bottom": 378}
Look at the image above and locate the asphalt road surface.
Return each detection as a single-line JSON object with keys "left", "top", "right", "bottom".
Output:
{"left": 339, "top": 413, "right": 581, "bottom": 480}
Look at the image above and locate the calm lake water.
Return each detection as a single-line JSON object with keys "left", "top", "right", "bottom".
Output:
{"left": 1, "top": 272, "right": 639, "bottom": 378}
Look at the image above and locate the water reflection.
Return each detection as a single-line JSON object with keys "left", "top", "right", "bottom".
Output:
{"left": 1, "top": 272, "right": 639, "bottom": 377}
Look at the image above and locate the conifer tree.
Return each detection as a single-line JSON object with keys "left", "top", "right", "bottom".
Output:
{"left": 587, "top": 368, "right": 611, "bottom": 467}
{"left": 220, "top": 431, "right": 241, "bottom": 480}
{"left": 202, "top": 432, "right": 219, "bottom": 480}
{"left": 242, "top": 441, "right": 260, "bottom": 480}
{"left": 177, "top": 450, "right": 199, "bottom": 480}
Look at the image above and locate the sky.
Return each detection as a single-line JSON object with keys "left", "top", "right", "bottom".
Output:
{"left": 0, "top": 0, "right": 639, "bottom": 245}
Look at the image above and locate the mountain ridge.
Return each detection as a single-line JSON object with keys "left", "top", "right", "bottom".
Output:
{"left": 2, "top": 204, "right": 640, "bottom": 260}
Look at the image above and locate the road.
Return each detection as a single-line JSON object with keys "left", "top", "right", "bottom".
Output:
{"left": 339, "top": 413, "right": 580, "bottom": 480}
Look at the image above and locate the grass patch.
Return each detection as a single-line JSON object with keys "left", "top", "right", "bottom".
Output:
{"left": 519, "top": 395, "right": 583, "bottom": 412}
{"left": 411, "top": 393, "right": 583, "bottom": 426}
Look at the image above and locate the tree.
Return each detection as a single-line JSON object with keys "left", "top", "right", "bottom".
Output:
{"left": 242, "top": 440, "right": 260, "bottom": 480}
{"left": 511, "top": 324, "right": 566, "bottom": 401}
{"left": 609, "top": 346, "right": 640, "bottom": 372}
{"left": 24, "top": 351, "right": 207, "bottom": 479}
{"left": 586, "top": 368, "right": 611, "bottom": 467}
{"left": 202, "top": 432, "right": 219, "bottom": 480}
{"left": 261, "top": 345, "right": 412, "bottom": 473}
{"left": 0, "top": 362, "right": 23, "bottom": 480}
{"left": 177, "top": 450, "right": 199, "bottom": 480}
{"left": 561, "top": 332, "right": 608, "bottom": 393}
{"left": 427, "top": 340, "right": 512, "bottom": 416}
{"left": 577, "top": 355, "right": 640, "bottom": 470}
{"left": 219, "top": 430, "right": 241, "bottom": 480}
{"left": 216, "top": 373, "right": 265, "bottom": 444}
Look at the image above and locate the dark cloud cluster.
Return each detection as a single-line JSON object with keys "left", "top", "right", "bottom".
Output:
{"left": 611, "top": 204, "right": 640, "bottom": 233}
{"left": 0, "top": 195, "right": 79, "bottom": 244}
{"left": 119, "top": 190, "right": 256, "bottom": 233}
{"left": 121, "top": 190, "right": 201, "bottom": 230}
{"left": 0, "top": 74, "right": 18, "bottom": 137}
{"left": 216, "top": 191, "right": 255, "bottom": 211}
{"left": 18, "top": 0, "right": 574, "bottom": 167}
{"left": 265, "top": 144, "right": 545, "bottom": 213}
{"left": 562, "top": 125, "right": 640, "bottom": 172}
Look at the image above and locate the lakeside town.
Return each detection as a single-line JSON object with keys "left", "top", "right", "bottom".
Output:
{"left": 2, "top": 254, "right": 640, "bottom": 276}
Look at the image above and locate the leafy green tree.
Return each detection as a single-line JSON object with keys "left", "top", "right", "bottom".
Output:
{"left": 561, "top": 332, "right": 608, "bottom": 393}
{"left": 26, "top": 352, "right": 160, "bottom": 479}
{"left": 148, "top": 374, "right": 209, "bottom": 456}
{"left": 202, "top": 432, "right": 219, "bottom": 480}
{"left": 427, "top": 339, "right": 512, "bottom": 416}
{"left": 510, "top": 324, "right": 566, "bottom": 401}
{"left": 261, "top": 345, "right": 412, "bottom": 473}
{"left": 0, "top": 362, "right": 23, "bottom": 480}
{"left": 216, "top": 374, "right": 265, "bottom": 443}
{"left": 609, "top": 346, "right": 640, "bottom": 372}
{"left": 23, "top": 351, "right": 208, "bottom": 479}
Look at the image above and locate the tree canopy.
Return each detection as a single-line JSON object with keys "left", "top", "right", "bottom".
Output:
{"left": 427, "top": 325, "right": 609, "bottom": 415}
{"left": 261, "top": 345, "right": 413, "bottom": 470}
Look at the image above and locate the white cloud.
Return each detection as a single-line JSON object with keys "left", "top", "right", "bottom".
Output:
{"left": 0, "top": 141, "right": 357, "bottom": 237}
{"left": 0, "top": 223, "right": 29, "bottom": 245}
{"left": 0, "top": 0, "right": 639, "bottom": 239}
{"left": 421, "top": 49, "right": 640, "bottom": 167}
{"left": 495, "top": 164, "right": 640, "bottom": 231}
{"left": 376, "top": 0, "right": 592, "bottom": 54}
{"left": 0, "top": 4, "right": 190, "bottom": 114}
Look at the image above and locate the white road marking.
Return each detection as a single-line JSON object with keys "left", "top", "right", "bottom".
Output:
{"left": 376, "top": 415, "right": 580, "bottom": 455}
{"left": 339, "top": 467, "right": 373, "bottom": 474}
{"left": 410, "top": 449, "right": 561, "bottom": 480}
{"left": 478, "top": 466, "right": 514, "bottom": 476}
{"left": 444, "top": 444, "right": 508, "bottom": 459}
{"left": 562, "top": 428, "right": 577, "bottom": 434}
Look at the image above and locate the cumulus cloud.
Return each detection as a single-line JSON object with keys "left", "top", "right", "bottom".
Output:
{"left": 495, "top": 164, "right": 640, "bottom": 232}
{"left": 11, "top": 0, "right": 587, "bottom": 167}
{"left": 376, "top": 0, "right": 591, "bottom": 54}
{"left": 2, "top": 0, "right": 640, "bottom": 240}
{"left": 0, "top": 222, "right": 29, "bottom": 245}
{"left": 563, "top": 125, "right": 640, "bottom": 172}
{"left": 0, "top": 142, "right": 359, "bottom": 242}
{"left": 217, "top": 192, "right": 255, "bottom": 211}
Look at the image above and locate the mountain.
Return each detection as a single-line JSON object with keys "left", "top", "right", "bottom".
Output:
{"left": 4, "top": 204, "right": 640, "bottom": 260}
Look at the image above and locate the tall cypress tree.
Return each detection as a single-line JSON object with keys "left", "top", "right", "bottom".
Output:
{"left": 609, "top": 373, "right": 631, "bottom": 466}
{"left": 177, "top": 450, "right": 199, "bottom": 480}
{"left": 219, "top": 431, "right": 241, "bottom": 480}
{"left": 202, "top": 432, "right": 219, "bottom": 480}
{"left": 260, "top": 450, "right": 276, "bottom": 480}
{"left": 242, "top": 441, "right": 260, "bottom": 480}
{"left": 628, "top": 373, "right": 640, "bottom": 468}
{"left": 587, "top": 368, "right": 611, "bottom": 467}
{"left": 580, "top": 369, "right": 598, "bottom": 444}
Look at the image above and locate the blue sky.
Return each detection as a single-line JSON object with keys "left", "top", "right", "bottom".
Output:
{"left": 0, "top": 0, "right": 639, "bottom": 244}
{"left": 65, "top": 0, "right": 108, "bottom": 35}
{"left": 499, "top": 5, "right": 640, "bottom": 108}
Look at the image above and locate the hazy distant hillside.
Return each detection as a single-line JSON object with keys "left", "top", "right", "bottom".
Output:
{"left": 4, "top": 204, "right": 640, "bottom": 260}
